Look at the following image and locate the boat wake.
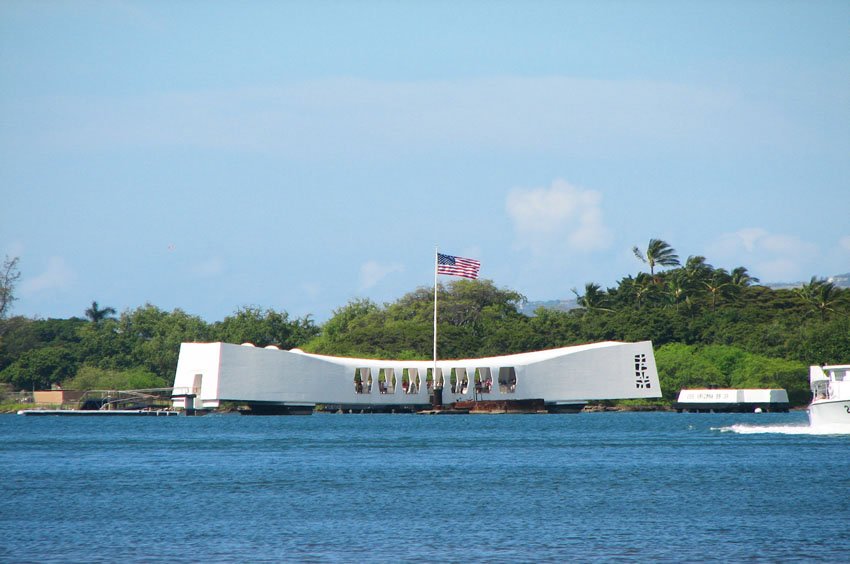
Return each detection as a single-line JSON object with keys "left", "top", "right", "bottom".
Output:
{"left": 715, "top": 423, "right": 850, "bottom": 436}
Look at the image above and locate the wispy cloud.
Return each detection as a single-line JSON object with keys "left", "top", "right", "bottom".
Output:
{"left": 707, "top": 228, "right": 819, "bottom": 281}
{"left": 840, "top": 235, "right": 850, "bottom": 252}
{"left": 506, "top": 179, "right": 612, "bottom": 256}
{"left": 359, "top": 260, "right": 404, "bottom": 290}
{"left": 20, "top": 76, "right": 805, "bottom": 160}
{"left": 190, "top": 256, "right": 224, "bottom": 277}
{"left": 19, "top": 256, "right": 75, "bottom": 297}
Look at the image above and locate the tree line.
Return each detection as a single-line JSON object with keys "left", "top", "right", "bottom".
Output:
{"left": 1, "top": 244, "right": 848, "bottom": 406}
{"left": 0, "top": 300, "right": 319, "bottom": 394}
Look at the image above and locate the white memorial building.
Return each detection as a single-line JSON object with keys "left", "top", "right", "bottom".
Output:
{"left": 172, "top": 340, "right": 661, "bottom": 413}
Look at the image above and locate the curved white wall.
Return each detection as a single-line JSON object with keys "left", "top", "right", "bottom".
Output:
{"left": 173, "top": 340, "right": 661, "bottom": 409}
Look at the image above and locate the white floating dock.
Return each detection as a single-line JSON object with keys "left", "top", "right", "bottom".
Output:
{"left": 17, "top": 409, "right": 181, "bottom": 416}
{"left": 674, "top": 389, "right": 789, "bottom": 413}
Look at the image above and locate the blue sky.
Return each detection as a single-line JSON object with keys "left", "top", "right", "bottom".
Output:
{"left": 2, "top": 1, "right": 849, "bottom": 322}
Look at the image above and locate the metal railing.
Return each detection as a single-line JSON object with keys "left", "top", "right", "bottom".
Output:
{"left": 76, "top": 388, "right": 177, "bottom": 410}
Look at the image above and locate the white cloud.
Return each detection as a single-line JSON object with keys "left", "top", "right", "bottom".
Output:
{"left": 840, "top": 236, "right": 850, "bottom": 252}
{"left": 731, "top": 227, "right": 766, "bottom": 253}
{"left": 359, "top": 260, "right": 404, "bottom": 290}
{"left": 506, "top": 179, "right": 612, "bottom": 255}
{"left": 19, "top": 256, "right": 75, "bottom": 297}
{"left": 707, "top": 228, "right": 819, "bottom": 281}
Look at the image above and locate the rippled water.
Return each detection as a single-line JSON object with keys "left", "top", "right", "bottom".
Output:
{"left": 2, "top": 411, "right": 848, "bottom": 562}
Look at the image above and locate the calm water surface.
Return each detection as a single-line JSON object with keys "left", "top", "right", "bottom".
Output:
{"left": 1, "top": 412, "right": 848, "bottom": 563}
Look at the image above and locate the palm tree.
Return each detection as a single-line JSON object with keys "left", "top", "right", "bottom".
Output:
{"left": 703, "top": 269, "right": 733, "bottom": 311}
{"left": 571, "top": 282, "right": 612, "bottom": 312}
{"left": 664, "top": 273, "right": 689, "bottom": 312}
{"left": 795, "top": 277, "right": 839, "bottom": 320}
{"left": 730, "top": 266, "right": 759, "bottom": 287}
{"left": 85, "top": 301, "right": 117, "bottom": 323}
{"left": 683, "top": 255, "right": 713, "bottom": 283}
{"left": 632, "top": 273, "right": 656, "bottom": 308}
{"left": 633, "top": 238, "right": 680, "bottom": 276}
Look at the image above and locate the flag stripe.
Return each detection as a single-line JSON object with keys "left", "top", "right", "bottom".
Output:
{"left": 437, "top": 253, "right": 480, "bottom": 279}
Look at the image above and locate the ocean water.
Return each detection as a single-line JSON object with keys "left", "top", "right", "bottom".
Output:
{"left": 1, "top": 411, "right": 848, "bottom": 563}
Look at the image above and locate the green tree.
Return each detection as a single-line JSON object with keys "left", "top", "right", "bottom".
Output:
{"left": 683, "top": 255, "right": 713, "bottom": 282}
{"left": 796, "top": 317, "right": 850, "bottom": 366}
{"left": 663, "top": 272, "right": 689, "bottom": 312}
{"left": 84, "top": 301, "right": 117, "bottom": 323}
{"left": 572, "top": 282, "right": 612, "bottom": 312}
{"left": 0, "top": 346, "right": 78, "bottom": 390}
{"left": 0, "top": 255, "right": 21, "bottom": 320}
{"left": 729, "top": 354, "right": 808, "bottom": 405}
{"left": 306, "top": 280, "right": 527, "bottom": 359}
{"left": 654, "top": 343, "right": 810, "bottom": 405}
{"left": 120, "top": 305, "right": 211, "bottom": 378}
{"left": 795, "top": 277, "right": 840, "bottom": 320}
{"left": 527, "top": 308, "right": 581, "bottom": 350}
{"left": 63, "top": 365, "right": 167, "bottom": 391}
{"left": 730, "top": 266, "right": 759, "bottom": 287}
{"left": 306, "top": 298, "right": 385, "bottom": 357}
{"left": 632, "top": 273, "right": 657, "bottom": 308}
{"left": 434, "top": 279, "right": 525, "bottom": 328}
{"left": 654, "top": 343, "right": 726, "bottom": 400}
{"left": 212, "top": 306, "right": 318, "bottom": 349}
{"left": 0, "top": 317, "right": 86, "bottom": 373}
{"left": 321, "top": 298, "right": 380, "bottom": 341}
{"left": 632, "top": 238, "right": 680, "bottom": 276}
{"left": 703, "top": 269, "right": 734, "bottom": 311}
{"left": 77, "top": 317, "right": 134, "bottom": 370}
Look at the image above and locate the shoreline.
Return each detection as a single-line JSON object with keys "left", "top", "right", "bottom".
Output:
{"left": 3, "top": 403, "right": 812, "bottom": 415}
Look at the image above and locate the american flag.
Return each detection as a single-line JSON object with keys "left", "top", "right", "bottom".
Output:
{"left": 437, "top": 253, "right": 480, "bottom": 279}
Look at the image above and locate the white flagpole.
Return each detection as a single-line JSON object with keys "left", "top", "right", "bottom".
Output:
{"left": 433, "top": 246, "right": 439, "bottom": 392}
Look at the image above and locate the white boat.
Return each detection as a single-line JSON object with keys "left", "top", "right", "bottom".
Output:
{"left": 808, "top": 364, "right": 850, "bottom": 426}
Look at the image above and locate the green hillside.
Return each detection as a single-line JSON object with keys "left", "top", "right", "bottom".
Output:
{"left": 1, "top": 248, "right": 848, "bottom": 407}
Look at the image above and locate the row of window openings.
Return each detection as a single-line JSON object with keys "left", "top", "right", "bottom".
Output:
{"left": 353, "top": 367, "right": 517, "bottom": 395}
